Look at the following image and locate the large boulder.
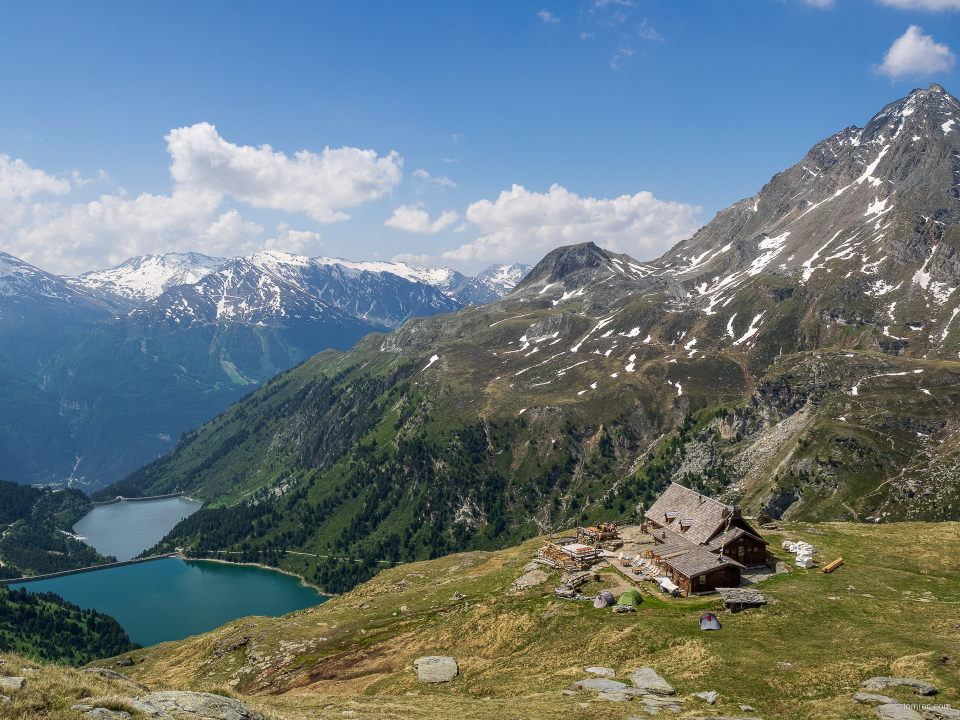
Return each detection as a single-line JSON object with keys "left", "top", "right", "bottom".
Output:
{"left": 130, "top": 691, "right": 264, "bottom": 720}
{"left": 861, "top": 678, "right": 937, "bottom": 697}
{"left": 413, "top": 656, "right": 459, "bottom": 684}
{"left": 629, "top": 668, "right": 675, "bottom": 696}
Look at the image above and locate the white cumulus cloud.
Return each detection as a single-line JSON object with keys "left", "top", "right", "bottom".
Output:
{"left": 384, "top": 204, "right": 461, "bottom": 235}
{"left": 0, "top": 155, "right": 71, "bottom": 226}
{"left": 394, "top": 183, "right": 700, "bottom": 272}
{"left": 166, "top": 122, "right": 403, "bottom": 223}
{"left": 0, "top": 126, "right": 402, "bottom": 274}
{"left": 538, "top": 9, "right": 560, "bottom": 22}
{"left": 875, "top": 25, "right": 956, "bottom": 80}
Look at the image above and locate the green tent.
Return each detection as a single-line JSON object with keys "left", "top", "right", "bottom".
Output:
{"left": 617, "top": 589, "right": 642, "bottom": 606}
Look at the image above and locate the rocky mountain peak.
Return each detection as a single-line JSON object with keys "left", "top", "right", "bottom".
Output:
{"left": 514, "top": 242, "right": 611, "bottom": 291}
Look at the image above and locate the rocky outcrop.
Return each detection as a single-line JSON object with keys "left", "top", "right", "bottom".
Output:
{"left": 0, "top": 676, "right": 25, "bottom": 690}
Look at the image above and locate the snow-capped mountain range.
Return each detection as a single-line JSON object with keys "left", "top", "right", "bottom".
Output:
{"left": 67, "top": 252, "right": 530, "bottom": 325}
{"left": 0, "top": 248, "right": 529, "bottom": 489}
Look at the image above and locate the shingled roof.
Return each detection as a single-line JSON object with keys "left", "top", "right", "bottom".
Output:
{"left": 665, "top": 547, "right": 746, "bottom": 578}
{"left": 645, "top": 483, "right": 735, "bottom": 546}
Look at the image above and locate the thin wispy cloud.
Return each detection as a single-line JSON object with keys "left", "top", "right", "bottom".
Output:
{"left": 538, "top": 9, "right": 560, "bottom": 23}
{"left": 638, "top": 19, "right": 664, "bottom": 41}
{"left": 878, "top": 0, "right": 960, "bottom": 8}
{"left": 580, "top": 32, "right": 594, "bottom": 39}
{"left": 412, "top": 168, "right": 456, "bottom": 192}
{"left": 874, "top": 25, "right": 955, "bottom": 80}
{"left": 610, "top": 46, "right": 635, "bottom": 69}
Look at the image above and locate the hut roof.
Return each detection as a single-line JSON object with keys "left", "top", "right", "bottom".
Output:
{"left": 664, "top": 548, "right": 745, "bottom": 579}
{"left": 705, "top": 525, "right": 767, "bottom": 550}
{"left": 645, "top": 483, "right": 735, "bottom": 545}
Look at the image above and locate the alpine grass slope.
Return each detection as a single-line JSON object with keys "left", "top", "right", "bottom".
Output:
{"left": 107, "top": 85, "right": 960, "bottom": 593}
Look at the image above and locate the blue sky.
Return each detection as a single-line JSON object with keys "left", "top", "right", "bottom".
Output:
{"left": 0, "top": 0, "right": 957, "bottom": 275}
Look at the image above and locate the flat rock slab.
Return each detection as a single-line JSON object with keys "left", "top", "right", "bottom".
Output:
{"left": 82, "top": 667, "right": 150, "bottom": 691}
{"left": 854, "top": 692, "right": 898, "bottom": 705}
{"left": 586, "top": 666, "right": 616, "bottom": 677}
{"left": 597, "top": 691, "right": 633, "bottom": 702}
{"left": 630, "top": 668, "right": 675, "bottom": 696}
{"left": 0, "top": 677, "right": 25, "bottom": 690}
{"left": 875, "top": 704, "right": 923, "bottom": 720}
{"left": 413, "top": 656, "right": 458, "bottom": 684}
{"left": 862, "top": 678, "right": 937, "bottom": 697}
{"left": 130, "top": 690, "right": 265, "bottom": 720}
{"left": 84, "top": 710, "right": 132, "bottom": 720}
{"left": 570, "top": 678, "right": 629, "bottom": 693}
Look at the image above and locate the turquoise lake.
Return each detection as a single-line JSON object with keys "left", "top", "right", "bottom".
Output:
{"left": 73, "top": 496, "right": 203, "bottom": 561}
{"left": 7, "top": 558, "right": 326, "bottom": 647}
{"left": 5, "top": 496, "right": 326, "bottom": 647}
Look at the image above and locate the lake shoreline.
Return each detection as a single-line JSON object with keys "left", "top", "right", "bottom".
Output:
{"left": 188, "top": 556, "right": 334, "bottom": 597}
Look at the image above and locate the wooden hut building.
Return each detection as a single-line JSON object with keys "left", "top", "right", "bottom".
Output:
{"left": 643, "top": 483, "right": 768, "bottom": 593}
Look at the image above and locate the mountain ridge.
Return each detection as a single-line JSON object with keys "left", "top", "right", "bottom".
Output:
{"left": 104, "top": 85, "right": 960, "bottom": 594}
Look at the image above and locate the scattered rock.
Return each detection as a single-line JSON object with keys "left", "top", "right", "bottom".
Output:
{"left": 130, "top": 690, "right": 265, "bottom": 719}
{"left": 562, "top": 690, "right": 579, "bottom": 696}
{"left": 84, "top": 710, "right": 132, "bottom": 720}
{"left": 875, "top": 704, "right": 923, "bottom": 720}
{"left": 0, "top": 695, "right": 9, "bottom": 703}
{"left": 0, "top": 677, "right": 25, "bottom": 690}
{"left": 862, "top": 678, "right": 937, "bottom": 696}
{"left": 400, "top": 605, "right": 408, "bottom": 612}
{"left": 740, "top": 706, "right": 756, "bottom": 711}
{"left": 413, "top": 656, "right": 459, "bottom": 683}
{"left": 598, "top": 691, "right": 632, "bottom": 702}
{"left": 630, "top": 668, "right": 675, "bottom": 696}
{"left": 586, "top": 666, "right": 616, "bottom": 677}
{"left": 451, "top": 591, "right": 466, "bottom": 601}
{"left": 639, "top": 707, "right": 662, "bottom": 715}
{"left": 118, "top": 656, "right": 134, "bottom": 667}
{"left": 82, "top": 668, "right": 150, "bottom": 692}
{"left": 357, "top": 603, "right": 370, "bottom": 609}
{"left": 213, "top": 635, "right": 250, "bottom": 657}
{"left": 570, "top": 678, "right": 629, "bottom": 693}
{"left": 854, "top": 692, "right": 898, "bottom": 705}
{"left": 21, "top": 668, "right": 38, "bottom": 672}
{"left": 691, "top": 691, "right": 719, "bottom": 704}
{"left": 71, "top": 705, "right": 94, "bottom": 711}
